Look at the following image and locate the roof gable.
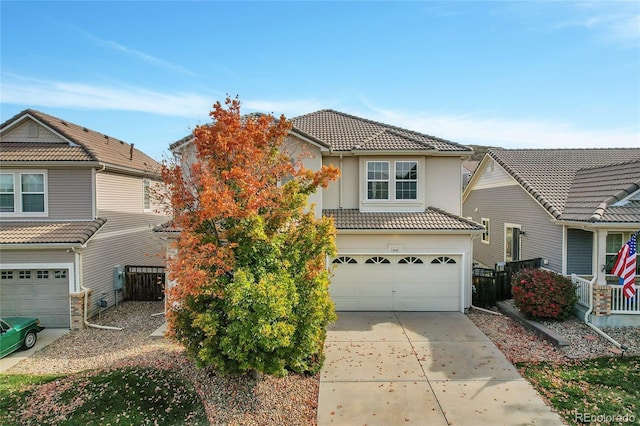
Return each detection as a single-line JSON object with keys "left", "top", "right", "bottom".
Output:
{"left": 1, "top": 109, "right": 161, "bottom": 175}
{"left": 488, "top": 148, "right": 640, "bottom": 222}
{"left": 290, "top": 110, "right": 471, "bottom": 153}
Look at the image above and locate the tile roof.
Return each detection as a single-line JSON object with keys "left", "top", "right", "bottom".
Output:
{"left": 563, "top": 161, "right": 640, "bottom": 222}
{"left": 0, "top": 142, "right": 94, "bottom": 162}
{"left": 0, "top": 218, "right": 106, "bottom": 245}
{"left": 323, "top": 208, "right": 484, "bottom": 231}
{"left": 489, "top": 149, "right": 640, "bottom": 223}
{"left": 1, "top": 109, "right": 161, "bottom": 175}
{"left": 291, "top": 110, "right": 471, "bottom": 152}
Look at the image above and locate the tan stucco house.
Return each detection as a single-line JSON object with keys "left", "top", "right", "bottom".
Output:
{"left": 0, "top": 110, "right": 169, "bottom": 329}
{"left": 172, "top": 110, "right": 483, "bottom": 312}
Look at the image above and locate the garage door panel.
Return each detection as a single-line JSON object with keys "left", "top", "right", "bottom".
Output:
{"left": 1, "top": 269, "right": 70, "bottom": 328}
{"left": 330, "top": 254, "right": 461, "bottom": 312}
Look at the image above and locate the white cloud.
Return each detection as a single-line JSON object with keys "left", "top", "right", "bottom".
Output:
{"left": 1, "top": 74, "right": 212, "bottom": 118}
{"left": 360, "top": 105, "right": 640, "bottom": 149}
{"left": 550, "top": 1, "right": 640, "bottom": 47}
{"left": 82, "top": 31, "right": 196, "bottom": 76}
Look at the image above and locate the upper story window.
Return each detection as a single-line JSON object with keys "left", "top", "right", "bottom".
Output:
{"left": 0, "top": 171, "right": 47, "bottom": 216}
{"left": 367, "top": 161, "right": 389, "bottom": 200}
{"left": 143, "top": 179, "right": 151, "bottom": 211}
{"left": 366, "top": 161, "right": 418, "bottom": 201}
{"left": 395, "top": 161, "right": 417, "bottom": 200}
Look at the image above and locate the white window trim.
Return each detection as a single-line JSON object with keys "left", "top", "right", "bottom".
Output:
{"left": 481, "top": 218, "right": 490, "bottom": 244}
{"left": 605, "top": 232, "right": 625, "bottom": 276}
{"left": 0, "top": 170, "right": 48, "bottom": 217}
{"left": 364, "top": 160, "right": 420, "bottom": 203}
{"left": 504, "top": 223, "right": 522, "bottom": 262}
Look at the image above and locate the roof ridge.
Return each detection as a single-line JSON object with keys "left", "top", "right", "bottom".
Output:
{"left": 293, "top": 109, "right": 469, "bottom": 151}
{"left": 589, "top": 181, "right": 640, "bottom": 222}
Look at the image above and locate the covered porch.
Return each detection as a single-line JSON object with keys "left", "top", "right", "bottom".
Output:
{"left": 572, "top": 274, "right": 640, "bottom": 328}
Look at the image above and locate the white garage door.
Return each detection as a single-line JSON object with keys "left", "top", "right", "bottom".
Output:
{"left": 0, "top": 269, "right": 70, "bottom": 328}
{"left": 330, "top": 255, "right": 461, "bottom": 311}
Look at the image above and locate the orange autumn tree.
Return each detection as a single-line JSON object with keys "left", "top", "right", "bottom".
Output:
{"left": 162, "top": 97, "right": 339, "bottom": 376}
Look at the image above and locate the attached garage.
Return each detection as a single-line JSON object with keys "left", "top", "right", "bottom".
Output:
{"left": 0, "top": 269, "right": 71, "bottom": 328}
{"left": 330, "top": 254, "right": 461, "bottom": 311}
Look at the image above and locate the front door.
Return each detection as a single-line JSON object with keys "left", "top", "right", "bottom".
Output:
{"left": 505, "top": 224, "right": 521, "bottom": 262}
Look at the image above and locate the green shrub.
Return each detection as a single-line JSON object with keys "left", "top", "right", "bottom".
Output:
{"left": 512, "top": 268, "right": 577, "bottom": 320}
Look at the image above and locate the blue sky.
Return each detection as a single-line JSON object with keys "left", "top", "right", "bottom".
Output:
{"left": 1, "top": 1, "right": 639, "bottom": 161}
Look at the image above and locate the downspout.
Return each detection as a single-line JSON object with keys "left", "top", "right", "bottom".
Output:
{"left": 339, "top": 153, "right": 343, "bottom": 209}
{"left": 72, "top": 247, "right": 122, "bottom": 331}
{"left": 582, "top": 275, "right": 626, "bottom": 350}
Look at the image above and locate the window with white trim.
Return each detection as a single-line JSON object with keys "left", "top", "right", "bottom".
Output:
{"left": 605, "top": 233, "right": 624, "bottom": 274}
{"left": 1, "top": 271, "right": 13, "bottom": 280}
{"left": 19, "top": 271, "right": 31, "bottom": 279}
{"left": 0, "top": 174, "right": 15, "bottom": 213}
{"left": 332, "top": 256, "right": 358, "bottom": 264}
{"left": 481, "top": 218, "right": 490, "bottom": 244}
{"left": 431, "top": 256, "right": 457, "bottom": 264}
{"left": 37, "top": 270, "right": 49, "bottom": 279}
{"left": 398, "top": 256, "right": 423, "bottom": 264}
{"left": 365, "top": 256, "right": 391, "bottom": 264}
{"left": 54, "top": 270, "right": 68, "bottom": 279}
{"left": 395, "top": 161, "right": 417, "bottom": 200}
{"left": 0, "top": 171, "right": 47, "bottom": 215}
{"left": 367, "top": 161, "right": 389, "bottom": 200}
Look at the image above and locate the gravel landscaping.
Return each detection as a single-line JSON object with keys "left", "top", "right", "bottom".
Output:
{"left": 6, "top": 301, "right": 318, "bottom": 426}
{"left": 5, "top": 300, "right": 639, "bottom": 425}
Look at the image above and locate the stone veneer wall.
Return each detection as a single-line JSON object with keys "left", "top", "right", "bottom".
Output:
{"left": 69, "top": 290, "right": 91, "bottom": 330}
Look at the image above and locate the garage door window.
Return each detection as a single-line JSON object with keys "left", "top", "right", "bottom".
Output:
{"left": 365, "top": 256, "right": 391, "bottom": 264}
{"left": 398, "top": 256, "right": 423, "bottom": 264}
{"left": 19, "top": 270, "right": 31, "bottom": 279}
{"left": 332, "top": 256, "right": 358, "bottom": 264}
{"left": 1, "top": 271, "right": 13, "bottom": 280}
{"left": 54, "top": 270, "right": 67, "bottom": 279}
{"left": 431, "top": 256, "right": 456, "bottom": 264}
{"left": 37, "top": 270, "right": 49, "bottom": 279}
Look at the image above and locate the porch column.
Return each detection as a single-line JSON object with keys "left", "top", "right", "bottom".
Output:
{"left": 595, "top": 229, "right": 608, "bottom": 285}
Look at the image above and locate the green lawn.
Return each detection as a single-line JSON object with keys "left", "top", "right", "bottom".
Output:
{"left": 0, "top": 366, "right": 208, "bottom": 425}
{"left": 518, "top": 356, "right": 640, "bottom": 426}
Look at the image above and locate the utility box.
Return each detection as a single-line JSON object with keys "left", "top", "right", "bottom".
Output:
{"left": 114, "top": 265, "right": 125, "bottom": 290}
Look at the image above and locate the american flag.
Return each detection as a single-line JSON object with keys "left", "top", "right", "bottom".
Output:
{"left": 612, "top": 234, "right": 637, "bottom": 299}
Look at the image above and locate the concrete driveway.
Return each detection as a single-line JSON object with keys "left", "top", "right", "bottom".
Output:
{"left": 318, "top": 312, "right": 563, "bottom": 425}
{"left": 0, "top": 328, "right": 69, "bottom": 373}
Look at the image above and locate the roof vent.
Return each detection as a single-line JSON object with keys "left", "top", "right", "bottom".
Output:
{"left": 83, "top": 127, "right": 89, "bottom": 132}
{"left": 130, "top": 143, "right": 134, "bottom": 160}
{"left": 26, "top": 122, "right": 39, "bottom": 138}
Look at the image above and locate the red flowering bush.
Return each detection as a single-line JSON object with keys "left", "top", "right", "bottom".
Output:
{"left": 512, "top": 268, "right": 577, "bottom": 320}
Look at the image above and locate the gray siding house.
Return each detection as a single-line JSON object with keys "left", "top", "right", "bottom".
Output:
{"left": 171, "top": 110, "right": 484, "bottom": 312}
{"left": 463, "top": 148, "right": 640, "bottom": 326}
{"left": 0, "top": 110, "right": 169, "bottom": 328}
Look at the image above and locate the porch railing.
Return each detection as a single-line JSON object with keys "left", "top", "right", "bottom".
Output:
{"left": 571, "top": 274, "right": 593, "bottom": 308}
{"left": 611, "top": 285, "right": 640, "bottom": 314}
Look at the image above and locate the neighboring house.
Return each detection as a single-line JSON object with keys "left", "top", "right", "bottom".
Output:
{"left": 462, "top": 160, "right": 479, "bottom": 189}
{"left": 0, "top": 110, "right": 169, "bottom": 329}
{"left": 463, "top": 148, "right": 640, "bottom": 326}
{"left": 172, "top": 110, "right": 484, "bottom": 312}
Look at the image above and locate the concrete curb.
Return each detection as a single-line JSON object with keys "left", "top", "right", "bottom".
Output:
{"left": 497, "top": 301, "right": 570, "bottom": 347}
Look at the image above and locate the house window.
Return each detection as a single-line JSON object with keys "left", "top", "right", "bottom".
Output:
{"left": 36, "top": 270, "right": 49, "bottom": 279}
{"left": 431, "top": 256, "right": 457, "bottom": 264}
{"left": 395, "top": 162, "right": 417, "bottom": 200}
{"left": 0, "top": 174, "right": 15, "bottom": 212}
{"left": 54, "top": 270, "right": 67, "bottom": 279}
{"left": 21, "top": 173, "right": 45, "bottom": 212}
{"left": 332, "top": 256, "right": 358, "bottom": 264}
{"left": 143, "top": 179, "right": 151, "bottom": 211}
{"left": 398, "top": 256, "right": 423, "bottom": 264}
{"left": 365, "top": 256, "right": 391, "bottom": 264}
{"left": 367, "top": 162, "right": 389, "bottom": 200}
{"left": 0, "top": 171, "right": 47, "bottom": 215}
{"left": 481, "top": 218, "right": 490, "bottom": 244}
{"left": 605, "top": 233, "right": 624, "bottom": 274}
{"left": 1, "top": 271, "right": 13, "bottom": 280}
{"left": 19, "top": 271, "right": 31, "bottom": 279}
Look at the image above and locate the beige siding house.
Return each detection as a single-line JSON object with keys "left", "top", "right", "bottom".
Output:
{"left": 0, "top": 110, "right": 169, "bottom": 328}
{"left": 172, "top": 110, "right": 483, "bottom": 312}
{"left": 463, "top": 148, "right": 640, "bottom": 326}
